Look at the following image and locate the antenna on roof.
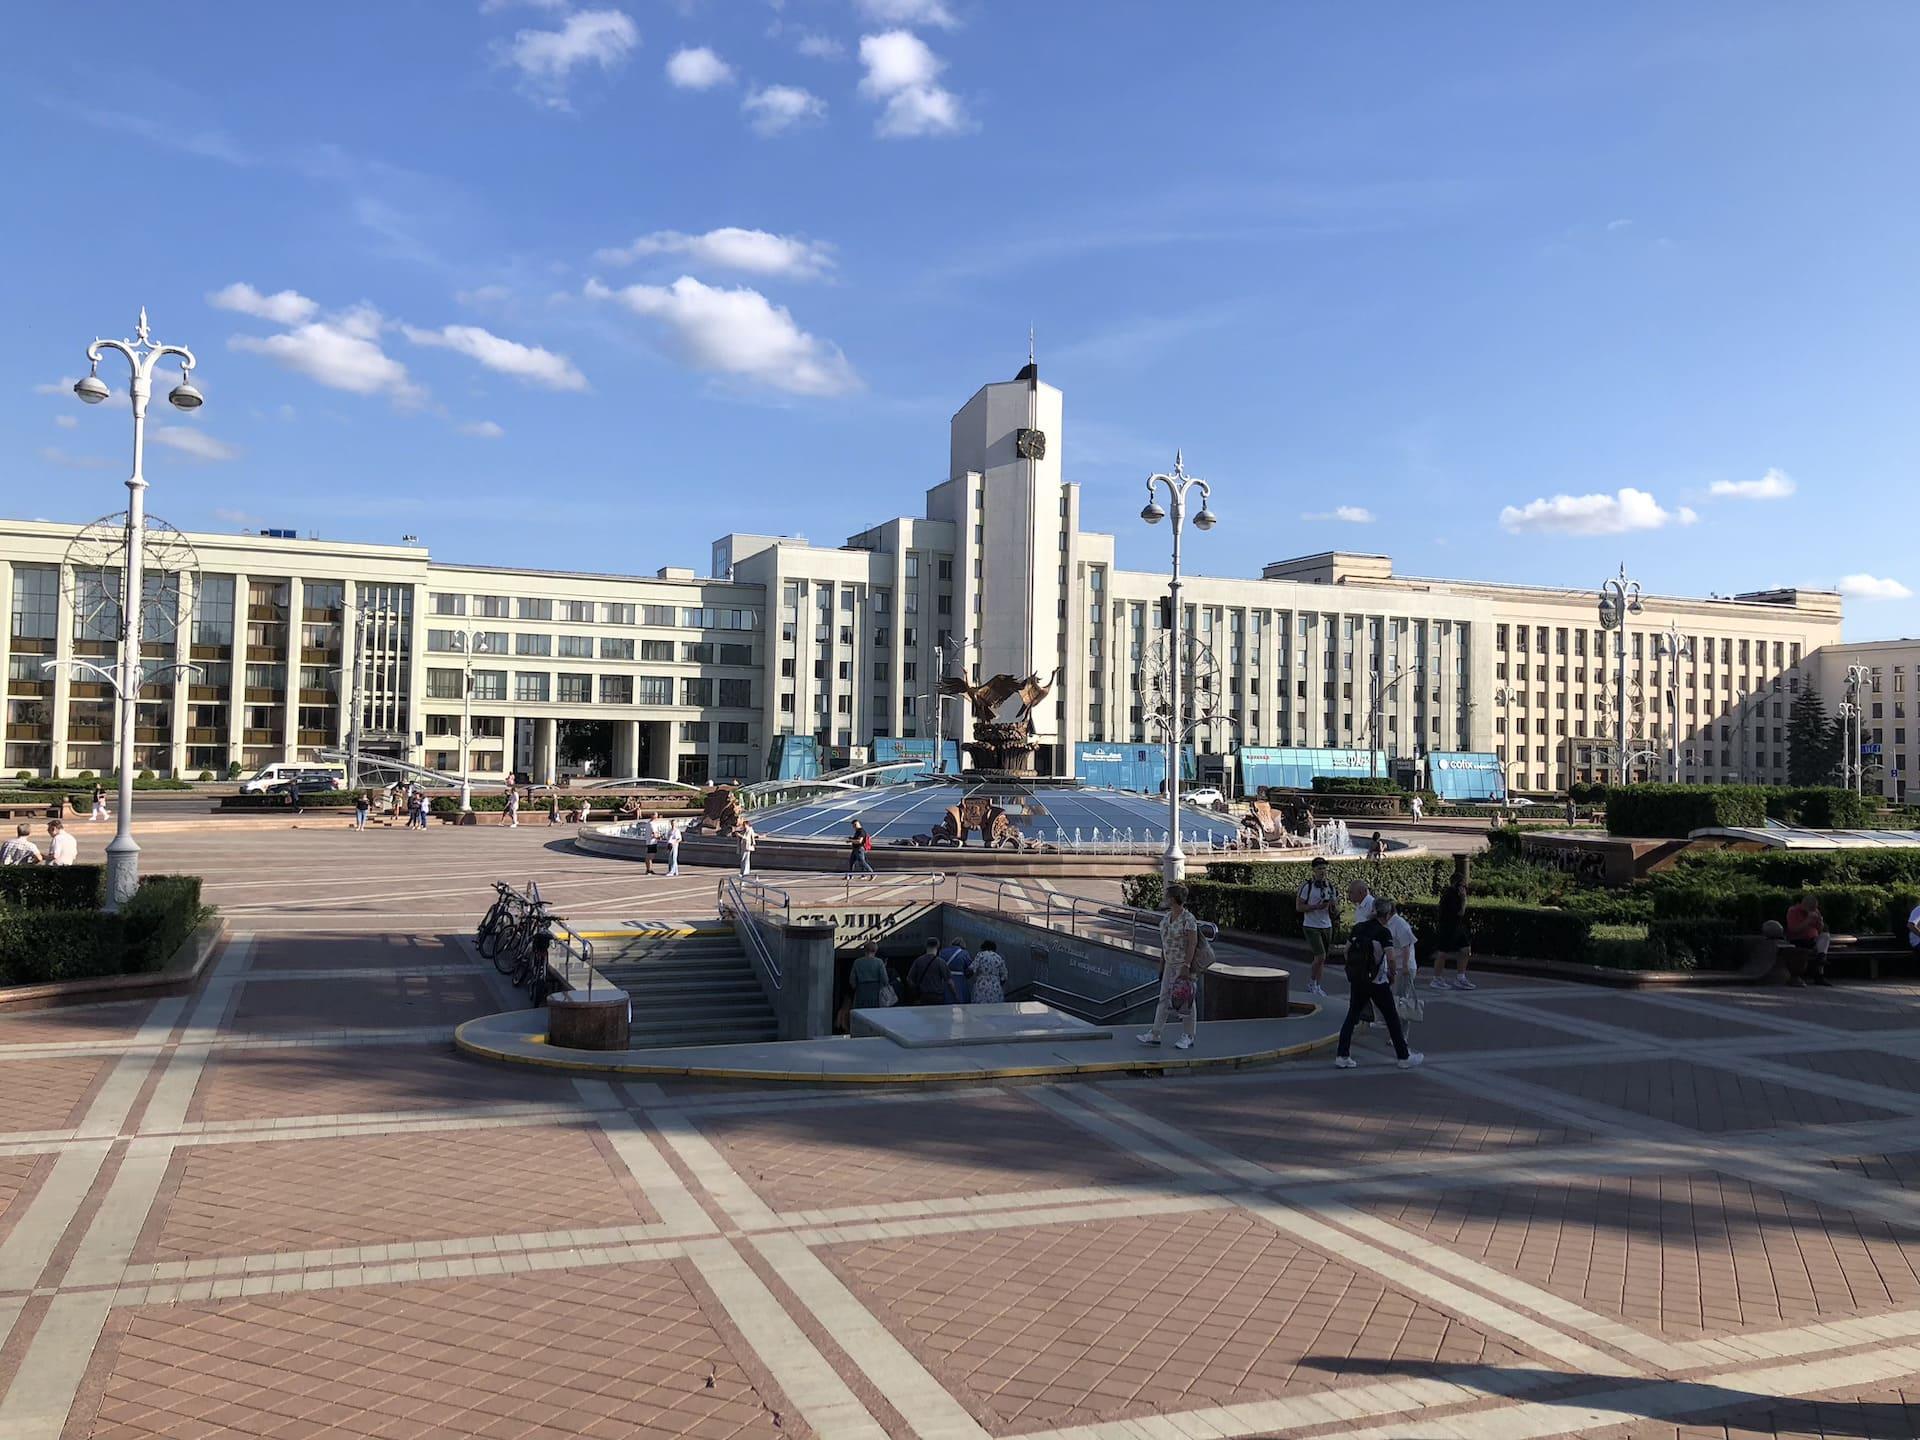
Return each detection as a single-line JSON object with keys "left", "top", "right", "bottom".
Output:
{"left": 1027, "top": 324, "right": 1035, "bottom": 366}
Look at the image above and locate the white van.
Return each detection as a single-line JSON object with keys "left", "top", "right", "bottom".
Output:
{"left": 239, "top": 762, "right": 347, "bottom": 795}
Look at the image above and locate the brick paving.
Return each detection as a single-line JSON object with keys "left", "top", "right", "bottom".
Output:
{"left": 1, "top": 830, "right": 1920, "bottom": 1438}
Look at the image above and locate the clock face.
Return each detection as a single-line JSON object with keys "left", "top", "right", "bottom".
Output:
{"left": 1016, "top": 427, "right": 1047, "bottom": 461}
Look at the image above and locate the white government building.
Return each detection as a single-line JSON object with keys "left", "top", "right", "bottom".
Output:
{"left": 2, "top": 362, "right": 1875, "bottom": 796}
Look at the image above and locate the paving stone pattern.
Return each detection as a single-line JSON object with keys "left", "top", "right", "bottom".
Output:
{"left": 4, "top": 829, "right": 1920, "bottom": 1438}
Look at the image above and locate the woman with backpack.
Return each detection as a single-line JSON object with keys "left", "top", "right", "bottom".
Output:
{"left": 1137, "top": 882, "right": 1203, "bottom": 1052}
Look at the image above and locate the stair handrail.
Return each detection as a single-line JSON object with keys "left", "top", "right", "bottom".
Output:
{"left": 722, "top": 875, "right": 783, "bottom": 990}
{"left": 1010, "top": 975, "right": 1167, "bottom": 1025}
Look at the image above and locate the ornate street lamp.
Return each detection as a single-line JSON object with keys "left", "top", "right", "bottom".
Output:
{"left": 1141, "top": 453, "right": 1216, "bottom": 883}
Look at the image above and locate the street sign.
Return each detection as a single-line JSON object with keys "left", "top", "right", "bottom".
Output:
{"left": 1862, "top": 743, "right": 1883, "bottom": 756}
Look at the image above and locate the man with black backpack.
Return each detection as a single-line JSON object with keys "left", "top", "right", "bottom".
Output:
{"left": 1333, "top": 905, "right": 1422, "bottom": 1071}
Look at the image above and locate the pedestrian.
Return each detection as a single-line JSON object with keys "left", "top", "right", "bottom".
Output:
{"left": 1334, "top": 902, "right": 1422, "bottom": 1070}
{"left": 1367, "top": 832, "right": 1388, "bottom": 861}
{"left": 1137, "top": 881, "right": 1201, "bottom": 1051}
{"left": 1296, "top": 856, "right": 1341, "bottom": 998}
{"left": 643, "top": 810, "right": 661, "bottom": 875}
{"left": 907, "top": 936, "right": 953, "bottom": 1005}
{"left": 1348, "top": 878, "right": 1377, "bottom": 926}
{"left": 969, "top": 939, "right": 1008, "bottom": 1004}
{"left": 1409, "top": 794, "right": 1424, "bottom": 821}
{"left": 579, "top": 798, "right": 593, "bottom": 826}
{"left": 89, "top": 784, "right": 108, "bottom": 822}
{"left": 1565, "top": 796, "right": 1577, "bottom": 825}
{"left": 45, "top": 819, "right": 77, "bottom": 867}
{"left": 1430, "top": 854, "right": 1475, "bottom": 990}
{"left": 941, "top": 935, "right": 973, "bottom": 1004}
{"left": 848, "top": 820, "right": 875, "bottom": 881}
{"left": 666, "top": 818, "right": 684, "bottom": 877}
{"left": 850, "top": 940, "right": 891, "bottom": 1012}
{"left": 1380, "top": 897, "right": 1422, "bottom": 1026}
{"left": 353, "top": 791, "right": 369, "bottom": 831}
{"left": 1, "top": 823, "right": 41, "bottom": 865}
{"left": 505, "top": 786, "right": 520, "bottom": 828}
{"left": 1784, "top": 893, "right": 1833, "bottom": 987}
{"left": 549, "top": 793, "right": 562, "bottom": 826}
{"left": 737, "top": 820, "right": 756, "bottom": 876}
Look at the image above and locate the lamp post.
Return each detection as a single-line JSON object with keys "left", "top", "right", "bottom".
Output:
{"left": 1657, "top": 620, "right": 1694, "bottom": 783}
{"left": 457, "top": 629, "right": 496, "bottom": 812}
{"left": 1367, "top": 661, "right": 1424, "bottom": 780}
{"left": 1597, "top": 563, "right": 1644, "bottom": 786}
{"left": 71, "top": 310, "right": 203, "bottom": 910}
{"left": 1491, "top": 684, "right": 1518, "bottom": 795}
{"left": 1843, "top": 663, "right": 1873, "bottom": 795}
{"left": 931, "top": 631, "right": 971, "bottom": 774}
{"left": 1141, "top": 452, "right": 1217, "bottom": 884}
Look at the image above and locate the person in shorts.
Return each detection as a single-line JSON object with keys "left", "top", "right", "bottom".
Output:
{"left": 1296, "top": 856, "right": 1340, "bottom": 997}
{"left": 1430, "top": 854, "right": 1474, "bottom": 990}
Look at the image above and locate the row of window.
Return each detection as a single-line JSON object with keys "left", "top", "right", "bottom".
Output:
{"left": 1496, "top": 623, "right": 1803, "bottom": 671}
{"left": 427, "top": 594, "right": 761, "bottom": 630}
{"left": 423, "top": 670, "right": 753, "bottom": 708}
{"left": 423, "top": 631, "right": 753, "bottom": 665}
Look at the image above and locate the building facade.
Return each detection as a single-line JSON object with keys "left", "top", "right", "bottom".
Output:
{"left": 1, "top": 363, "right": 1849, "bottom": 793}
{"left": 1815, "top": 638, "right": 1920, "bottom": 803}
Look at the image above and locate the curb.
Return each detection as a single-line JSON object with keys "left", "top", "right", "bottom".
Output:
{"left": 452, "top": 1008, "right": 1338, "bottom": 1084}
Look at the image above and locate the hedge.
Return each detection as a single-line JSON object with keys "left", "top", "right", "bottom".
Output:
{"left": 1310, "top": 777, "right": 1405, "bottom": 796}
{"left": 1199, "top": 854, "right": 1454, "bottom": 904}
{"left": 1650, "top": 880, "right": 1919, "bottom": 938}
{"left": 0, "top": 864, "right": 103, "bottom": 909}
{"left": 1668, "top": 848, "right": 1920, "bottom": 889}
{"left": 1606, "top": 785, "right": 1772, "bottom": 837}
{"left": 0, "top": 873, "right": 204, "bottom": 986}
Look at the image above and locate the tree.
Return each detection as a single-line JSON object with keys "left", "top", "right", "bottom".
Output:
{"left": 1786, "top": 687, "right": 1841, "bottom": 786}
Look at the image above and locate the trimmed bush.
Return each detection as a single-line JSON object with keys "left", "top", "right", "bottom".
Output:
{"left": 1310, "top": 777, "right": 1405, "bottom": 796}
{"left": 1203, "top": 855, "right": 1453, "bottom": 905}
{"left": 1767, "top": 787, "right": 1870, "bottom": 828}
{"left": 0, "top": 864, "right": 103, "bottom": 909}
{"left": 1606, "top": 785, "right": 1771, "bottom": 838}
{"left": 0, "top": 873, "right": 204, "bottom": 986}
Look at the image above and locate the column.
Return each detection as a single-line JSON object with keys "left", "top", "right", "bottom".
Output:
{"left": 534, "top": 716, "right": 556, "bottom": 785}
{"left": 170, "top": 572, "right": 193, "bottom": 779}
{"left": 226, "top": 571, "right": 249, "bottom": 777}
{"left": 0, "top": 560, "right": 11, "bottom": 776}
{"left": 627, "top": 720, "right": 643, "bottom": 780}
{"left": 51, "top": 563, "right": 73, "bottom": 777}
{"left": 283, "top": 577, "right": 303, "bottom": 763}
{"left": 337, "top": 580, "right": 358, "bottom": 758}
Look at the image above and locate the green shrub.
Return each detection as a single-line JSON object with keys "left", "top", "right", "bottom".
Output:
{"left": 0, "top": 865, "right": 103, "bottom": 910}
{"left": 1647, "top": 917, "right": 1740, "bottom": 969}
{"left": 1652, "top": 880, "right": 1906, "bottom": 937}
{"left": 197, "top": 770, "right": 213, "bottom": 783}
{"left": 1310, "top": 777, "right": 1405, "bottom": 795}
{"left": 0, "top": 873, "right": 205, "bottom": 986}
{"left": 1606, "top": 785, "right": 1771, "bottom": 838}
{"left": 121, "top": 875, "right": 205, "bottom": 972}
{"left": 1767, "top": 787, "right": 1870, "bottom": 828}
{"left": 77, "top": 771, "right": 95, "bottom": 782}
{"left": 1587, "top": 922, "right": 1667, "bottom": 970}
{"left": 226, "top": 762, "right": 242, "bottom": 780}
{"left": 1202, "top": 855, "right": 1452, "bottom": 904}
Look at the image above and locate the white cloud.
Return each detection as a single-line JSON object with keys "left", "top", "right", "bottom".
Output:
{"left": 1837, "top": 573, "right": 1913, "bottom": 601}
{"left": 151, "top": 427, "right": 240, "bottom": 462}
{"left": 38, "top": 447, "right": 115, "bottom": 471}
{"left": 1302, "top": 505, "right": 1375, "bottom": 524}
{"left": 54, "top": 414, "right": 78, "bottom": 430}
{"left": 795, "top": 32, "right": 845, "bottom": 59}
{"left": 455, "top": 284, "right": 512, "bottom": 307}
{"left": 1709, "top": 467, "right": 1796, "bottom": 501}
{"left": 206, "top": 282, "right": 319, "bottom": 325}
{"left": 666, "top": 46, "right": 733, "bottom": 90}
{"left": 595, "top": 227, "right": 834, "bottom": 279}
{"left": 856, "top": 0, "right": 957, "bottom": 27}
{"left": 32, "top": 377, "right": 80, "bottom": 396}
{"left": 502, "top": 9, "right": 639, "bottom": 108}
{"left": 400, "top": 323, "right": 588, "bottom": 391}
{"left": 459, "top": 420, "right": 507, "bottom": 439}
{"left": 585, "top": 275, "right": 859, "bottom": 397}
{"left": 1498, "top": 487, "right": 1699, "bottom": 536}
{"left": 858, "top": 30, "right": 970, "bottom": 137}
{"left": 229, "top": 306, "right": 423, "bottom": 406}
{"left": 742, "top": 85, "right": 826, "bottom": 136}
{"left": 1606, "top": 218, "right": 1634, "bottom": 232}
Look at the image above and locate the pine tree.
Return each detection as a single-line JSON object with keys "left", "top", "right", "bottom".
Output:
{"left": 1787, "top": 688, "right": 1840, "bottom": 786}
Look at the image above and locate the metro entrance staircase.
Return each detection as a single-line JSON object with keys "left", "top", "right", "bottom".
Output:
{"left": 591, "top": 928, "right": 779, "bottom": 1047}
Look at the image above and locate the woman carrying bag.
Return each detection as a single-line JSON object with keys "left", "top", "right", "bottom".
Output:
{"left": 1137, "top": 882, "right": 1202, "bottom": 1052}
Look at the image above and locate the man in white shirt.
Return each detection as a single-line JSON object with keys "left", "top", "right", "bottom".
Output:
{"left": 1, "top": 823, "right": 41, "bottom": 865}
{"left": 1348, "top": 880, "right": 1377, "bottom": 925}
{"left": 46, "top": 820, "right": 77, "bottom": 867}
{"left": 1295, "top": 856, "right": 1340, "bottom": 997}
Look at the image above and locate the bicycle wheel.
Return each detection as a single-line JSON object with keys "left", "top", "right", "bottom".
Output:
{"left": 492, "top": 915, "right": 530, "bottom": 975}
{"left": 476, "top": 903, "right": 507, "bottom": 960}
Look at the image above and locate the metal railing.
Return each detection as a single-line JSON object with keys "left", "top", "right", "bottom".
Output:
{"left": 714, "top": 871, "right": 947, "bottom": 928}
{"left": 1012, "top": 976, "right": 1167, "bottom": 1025}
{"left": 719, "top": 875, "right": 782, "bottom": 990}
{"left": 494, "top": 879, "right": 598, "bottom": 996}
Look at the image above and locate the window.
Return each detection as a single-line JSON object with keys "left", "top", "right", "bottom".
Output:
{"left": 638, "top": 676, "right": 673, "bottom": 706}
{"left": 514, "top": 672, "right": 550, "bottom": 702}
{"left": 475, "top": 595, "right": 509, "bottom": 619}
{"left": 938, "top": 558, "right": 952, "bottom": 580}
{"left": 715, "top": 754, "right": 747, "bottom": 780}
{"left": 471, "top": 671, "right": 506, "bottom": 702}
{"left": 682, "top": 642, "right": 715, "bottom": 664}
{"left": 517, "top": 597, "right": 553, "bottom": 621}
{"left": 642, "top": 604, "right": 675, "bottom": 626}
{"left": 552, "top": 635, "right": 589, "bottom": 659}
{"left": 560, "top": 600, "right": 593, "bottom": 623}
{"left": 429, "top": 592, "right": 466, "bottom": 616}
{"left": 680, "top": 721, "right": 710, "bottom": 742}
{"left": 680, "top": 607, "right": 759, "bottom": 630}
{"left": 557, "top": 673, "right": 592, "bottom": 703}
{"left": 427, "top": 630, "right": 465, "bottom": 653}
{"left": 718, "top": 642, "right": 752, "bottom": 666}
{"left": 599, "top": 675, "right": 632, "bottom": 704}
{"left": 718, "top": 678, "right": 752, "bottom": 708}
{"left": 640, "top": 639, "right": 672, "bottom": 661}
{"left": 718, "top": 721, "right": 749, "bottom": 743}
{"left": 603, "top": 602, "right": 636, "bottom": 625}
{"left": 189, "top": 574, "right": 234, "bottom": 649}
{"left": 599, "top": 637, "right": 634, "bottom": 661}
{"left": 905, "top": 555, "right": 919, "bottom": 578}
{"left": 682, "top": 678, "right": 714, "bottom": 706}
{"left": 516, "top": 634, "right": 551, "bottom": 657}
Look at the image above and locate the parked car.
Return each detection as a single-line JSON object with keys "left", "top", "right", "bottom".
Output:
{"left": 240, "top": 761, "right": 345, "bottom": 795}
{"left": 1184, "top": 786, "right": 1227, "bottom": 809}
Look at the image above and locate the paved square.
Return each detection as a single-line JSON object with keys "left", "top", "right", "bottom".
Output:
{"left": 825, "top": 1206, "right": 1541, "bottom": 1434}
{"left": 136, "top": 1124, "right": 659, "bottom": 1262}
{"left": 4, "top": 832, "right": 1920, "bottom": 1440}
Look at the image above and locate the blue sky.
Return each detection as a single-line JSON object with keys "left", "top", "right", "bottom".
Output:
{"left": 6, "top": 3, "right": 1918, "bottom": 637}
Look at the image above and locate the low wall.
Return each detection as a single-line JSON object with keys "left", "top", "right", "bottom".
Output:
{"left": 732, "top": 912, "right": 836, "bottom": 1041}
{"left": 1517, "top": 831, "right": 1695, "bottom": 886}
